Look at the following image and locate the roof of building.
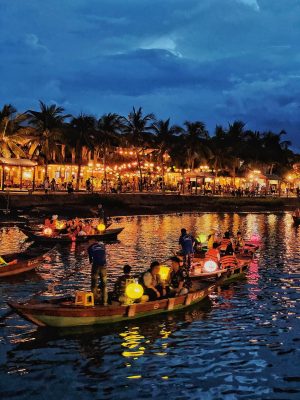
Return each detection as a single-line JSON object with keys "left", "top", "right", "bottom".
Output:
{"left": 0, "top": 157, "right": 37, "bottom": 167}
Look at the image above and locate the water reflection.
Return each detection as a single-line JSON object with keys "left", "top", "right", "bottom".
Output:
{"left": 2, "top": 212, "right": 300, "bottom": 399}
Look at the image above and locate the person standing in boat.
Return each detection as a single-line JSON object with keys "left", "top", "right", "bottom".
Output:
{"left": 88, "top": 241, "right": 108, "bottom": 305}
{"left": 179, "top": 228, "right": 195, "bottom": 270}
{"left": 97, "top": 204, "right": 108, "bottom": 226}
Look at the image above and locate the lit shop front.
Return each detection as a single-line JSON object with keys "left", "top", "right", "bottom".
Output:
{"left": 0, "top": 158, "right": 37, "bottom": 190}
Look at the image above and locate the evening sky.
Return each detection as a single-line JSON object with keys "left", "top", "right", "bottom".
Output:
{"left": 1, "top": 0, "right": 299, "bottom": 145}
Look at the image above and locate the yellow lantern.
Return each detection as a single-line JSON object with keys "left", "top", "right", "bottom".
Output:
{"left": 197, "top": 233, "right": 207, "bottom": 244}
{"left": 97, "top": 223, "right": 106, "bottom": 232}
{"left": 158, "top": 265, "right": 171, "bottom": 281}
{"left": 125, "top": 283, "right": 144, "bottom": 300}
{"left": 56, "top": 221, "right": 66, "bottom": 230}
{"left": 43, "top": 227, "right": 53, "bottom": 236}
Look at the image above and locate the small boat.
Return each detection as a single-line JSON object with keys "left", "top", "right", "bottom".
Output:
{"left": 0, "top": 246, "right": 54, "bottom": 278}
{"left": 20, "top": 227, "right": 124, "bottom": 243}
{"left": 8, "top": 280, "right": 216, "bottom": 327}
{"left": 190, "top": 258, "right": 250, "bottom": 282}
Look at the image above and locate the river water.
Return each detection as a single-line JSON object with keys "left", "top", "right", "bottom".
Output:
{"left": 1, "top": 212, "right": 300, "bottom": 399}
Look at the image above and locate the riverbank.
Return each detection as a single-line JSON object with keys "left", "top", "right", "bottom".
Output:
{"left": 1, "top": 192, "right": 299, "bottom": 219}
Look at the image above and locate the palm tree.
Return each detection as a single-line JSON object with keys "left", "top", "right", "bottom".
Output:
{"left": 0, "top": 104, "right": 32, "bottom": 157}
{"left": 182, "top": 121, "right": 211, "bottom": 170}
{"left": 94, "top": 113, "right": 123, "bottom": 191}
{"left": 151, "top": 118, "right": 182, "bottom": 192}
{"left": 68, "top": 114, "right": 96, "bottom": 190}
{"left": 27, "top": 101, "right": 71, "bottom": 177}
{"left": 121, "top": 107, "right": 155, "bottom": 191}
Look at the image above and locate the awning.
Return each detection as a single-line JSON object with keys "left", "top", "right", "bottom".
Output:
{"left": 0, "top": 157, "right": 37, "bottom": 167}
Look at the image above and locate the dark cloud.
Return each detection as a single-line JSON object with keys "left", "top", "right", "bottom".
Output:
{"left": 0, "top": 0, "right": 300, "bottom": 145}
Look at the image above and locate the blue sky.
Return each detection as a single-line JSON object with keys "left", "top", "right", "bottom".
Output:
{"left": 1, "top": 0, "right": 300, "bottom": 146}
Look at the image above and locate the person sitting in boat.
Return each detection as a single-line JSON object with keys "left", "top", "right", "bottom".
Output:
{"left": 207, "top": 230, "right": 217, "bottom": 249}
{"left": 51, "top": 215, "right": 58, "bottom": 229}
{"left": 179, "top": 228, "right": 195, "bottom": 270}
{"left": 111, "top": 264, "right": 133, "bottom": 302}
{"left": 220, "top": 244, "right": 239, "bottom": 269}
{"left": 140, "top": 261, "right": 165, "bottom": 301}
{"left": 0, "top": 256, "right": 18, "bottom": 267}
{"left": 234, "top": 231, "right": 245, "bottom": 252}
{"left": 88, "top": 241, "right": 108, "bottom": 305}
{"left": 219, "top": 231, "right": 233, "bottom": 254}
{"left": 167, "top": 256, "right": 190, "bottom": 297}
{"left": 204, "top": 242, "right": 221, "bottom": 264}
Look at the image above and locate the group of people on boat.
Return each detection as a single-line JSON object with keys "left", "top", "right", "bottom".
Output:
{"left": 178, "top": 228, "right": 248, "bottom": 271}
{"left": 43, "top": 215, "right": 107, "bottom": 238}
{"left": 88, "top": 240, "right": 191, "bottom": 306}
{"left": 88, "top": 227, "right": 251, "bottom": 306}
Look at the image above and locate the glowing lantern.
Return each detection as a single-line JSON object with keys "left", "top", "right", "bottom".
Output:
{"left": 159, "top": 265, "right": 171, "bottom": 281}
{"left": 56, "top": 221, "right": 66, "bottom": 230}
{"left": 197, "top": 233, "right": 207, "bottom": 244}
{"left": 97, "top": 223, "right": 106, "bottom": 232}
{"left": 43, "top": 227, "right": 53, "bottom": 236}
{"left": 203, "top": 260, "right": 218, "bottom": 273}
{"left": 125, "top": 283, "right": 144, "bottom": 300}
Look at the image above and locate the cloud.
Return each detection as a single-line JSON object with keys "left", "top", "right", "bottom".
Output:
{"left": 1, "top": 0, "right": 300, "bottom": 146}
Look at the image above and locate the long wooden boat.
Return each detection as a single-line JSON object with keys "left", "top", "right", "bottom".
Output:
{"left": 0, "top": 246, "right": 54, "bottom": 278}
{"left": 8, "top": 280, "right": 216, "bottom": 327}
{"left": 190, "top": 257, "right": 250, "bottom": 282}
{"left": 20, "top": 227, "right": 124, "bottom": 243}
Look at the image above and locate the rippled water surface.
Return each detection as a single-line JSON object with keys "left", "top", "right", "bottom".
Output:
{"left": 1, "top": 212, "right": 300, "bottom": 399}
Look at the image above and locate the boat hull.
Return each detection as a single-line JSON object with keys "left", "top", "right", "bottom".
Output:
{"left": 0, "top": 247, "right": 54, "bottom": 278}
{"left": 20, "top": 227, "right": 124, "bottom": 243}
{"left": 9, "top": 283, "right": 214, "bottom": 327}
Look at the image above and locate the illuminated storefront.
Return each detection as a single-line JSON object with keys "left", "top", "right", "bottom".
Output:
{"left": 0, "top": 158, "right": 37, "bottom": 191}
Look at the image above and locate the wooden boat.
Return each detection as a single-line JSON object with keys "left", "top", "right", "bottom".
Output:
{"left": 0, "top": 246, "right": 54, "bottom": 278}
{"left": 8, "top": 280, "right": 216, "bottom": 327}
{"left": 20, "top": 227, "right": 124, "bottom": 243}
{"left": 190, "top": 257, "right": 250, "bottom": 282}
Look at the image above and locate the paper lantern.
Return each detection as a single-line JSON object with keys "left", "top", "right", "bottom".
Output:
{"left": 125, "top": 283, "right": 144, "bottom": 300}
{"left": 197, "top": 233, "right": 207, "bottom": 244}
{"left": 203, "top": 260, "right": 218, "bottom": 273}
{"left": 158, "top": 265, "right": 171, "bottom": 281}
{"left": 43, "top": 227, "right": 53, "bottom": 236}
{"left": 97, "top": 223, "right": 106, "bottom": 232}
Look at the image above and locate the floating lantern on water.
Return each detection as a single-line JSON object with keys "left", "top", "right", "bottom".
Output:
{"left": 158, "top": 265, "right": 171, "bottom": 281}
{"left": 203, "top": 260, "right": 218, "bottom": 273}
{"left": 197, "top": 233, "right": 207, "bottom": 244}
{"left": 97, "top": 223, "right": 106, "bottom": 232}
{"left": 125, "top": 283, "right": 144, "bottom": 300}
{"left": 43, "top": 227, "right": 53, "bottom": 236}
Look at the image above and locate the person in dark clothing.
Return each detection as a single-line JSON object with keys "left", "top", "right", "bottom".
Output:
{"left": 179, "top": 228, "right": 195, "bottom": 270}
{"left": 88, "top": 241, "right": 107, "bottom": 305}
{"left": 168, "top": 256, "right": 190, "bottom": 297}
{"left": 112, "top": 264, "right": 132, "bottom": 302}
